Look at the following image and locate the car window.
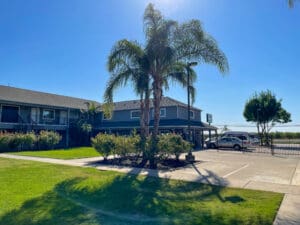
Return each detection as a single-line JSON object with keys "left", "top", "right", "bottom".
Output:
{"left": 238, "top": 136, "right": 247, "bottom": 140}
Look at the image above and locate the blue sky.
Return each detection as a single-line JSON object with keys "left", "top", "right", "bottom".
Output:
{"left": 0, "top": 0, "right": 299, "bottom": 131}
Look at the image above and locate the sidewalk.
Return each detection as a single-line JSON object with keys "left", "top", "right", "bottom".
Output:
{"left": 1, "top": 150, "right": 300, "bottom": 224}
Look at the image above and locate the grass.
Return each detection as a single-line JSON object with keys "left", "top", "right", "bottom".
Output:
{"left": 10, "top": 147, "right": 101, "bottom": 159}
{"left": 0, "top": 158, "right": 283, "bottom": 225}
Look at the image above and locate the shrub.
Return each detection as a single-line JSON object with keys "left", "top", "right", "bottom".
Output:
{"left": 91, "top": 133, "right": 115, "bottom": 160}
{"left": 0, "top": 132, "right": 37, "bottom": 152}
{"left": 20, "top": 132, "right": 37, "bottom": 150}
{"left": 158, "top": 134, "right": 191, "bottom": 161}
{"left": 114, "top": 134, "right": 141, "bottom": 158}
{"left": 0, "top": 132, "right": 12, "bottom": 152}
{"left": 38, "top": 130, "right": 62, "bottom": 149}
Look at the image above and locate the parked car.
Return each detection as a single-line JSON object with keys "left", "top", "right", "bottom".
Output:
{"left": 222, "top": 131, "right": 251, "bottom": 147}
{"left": 249, "top": 134, "right": 260, "bottom": 145}
{"left": 206, "top": 137, "right": 248, "bottom": 150}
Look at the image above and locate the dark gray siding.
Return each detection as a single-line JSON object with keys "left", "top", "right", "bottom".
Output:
{"left": 102, "top": 106, "right": 179, "bottom": 123}
{"left": 177, "top": 106, "right": 201, "bottom": 121}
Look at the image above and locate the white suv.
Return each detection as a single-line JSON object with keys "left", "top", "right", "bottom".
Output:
{"left": 206, "top": 137, "right": 247, "bottom": 150}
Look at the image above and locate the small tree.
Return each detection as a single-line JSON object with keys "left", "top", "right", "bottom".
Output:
{"left": 91, "top": 133, "right": 115, "bottom": 161}
{"left": 243, "top": 90, "right": 291, "bottom": 144}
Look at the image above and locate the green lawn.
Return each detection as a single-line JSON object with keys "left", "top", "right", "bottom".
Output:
{"left": 11, "top": 147, "right": 101, "bottom": 159}
{"left": 0, "top": 158, "right": 283, "bottom": 225}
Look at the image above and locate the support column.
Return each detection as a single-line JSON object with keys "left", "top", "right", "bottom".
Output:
{"left": 66, "top": 109, "right": 70, "bottom": 148}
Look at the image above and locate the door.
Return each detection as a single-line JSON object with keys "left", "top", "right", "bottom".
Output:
{"left": 31, "top": 108, "right": 39, "bottom": 123}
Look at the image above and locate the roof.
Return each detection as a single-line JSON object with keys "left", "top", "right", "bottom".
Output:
{"left": 113, "top": 96, "right": 201, "bottom": 111}
{"left": 0, "top": 85, "right": 201, "bottom": 111}
{"left": 0, "top": 85, "right": 100, "bottom": 109}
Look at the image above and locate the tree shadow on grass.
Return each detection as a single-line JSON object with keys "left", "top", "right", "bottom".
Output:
{"left": 0, "top": 168, "right": 268, "bottom": 225}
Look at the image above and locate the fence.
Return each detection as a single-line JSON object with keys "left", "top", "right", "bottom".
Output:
{"left": 250, "top": 138, "right": 300, "bottom": 155}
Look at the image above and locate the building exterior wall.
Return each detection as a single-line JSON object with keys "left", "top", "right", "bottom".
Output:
{"left": 177, "top": 106, "right": 201, "bottom": 121}
{"left": 102, "top": 106, "right": 179, "bottom": 124}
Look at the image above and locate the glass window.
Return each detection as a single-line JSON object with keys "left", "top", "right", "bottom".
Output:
{"left": 160, "top": 108, "right": 166, "bottom": 117}
{"left": 59, "top": 111, "right": 67, "bottom": 125}
{"left": 1, "top": 105, "right": 19, "bottom": 123}
{"left": 189, "top": 110, "right": 194, "bottom": 119}
{"left": 151, "top": 108, "right": 166, "bottom": 117}
{"left": 131, "top": 110, "right": 141, "bottom": 119}
{"left": 43, "top": 109, "right": 55, "bottom": 120}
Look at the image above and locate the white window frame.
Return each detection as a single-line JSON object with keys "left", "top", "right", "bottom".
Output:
{"left": 160, "top": 108, "right": 166, "bottom": 118}
{"left": 1, "top": 104, "right": 20, "bottom": 124}
{"left": 151, "top": 107, "right": 167, "bottom": 118}
{"left": 42, "top": 109, "right": 55, "bottom": 121}
{"left": 189, "top": 110, "right": 194, "bottom": 119}
{"left": 131, "top": 110, "right": 141, "bottom": 119}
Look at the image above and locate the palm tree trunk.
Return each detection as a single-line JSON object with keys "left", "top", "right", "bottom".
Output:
{"left": 144, "top": 89, "right": 150, "bottom": 137}
{"left": 150, "top": 78, "right": 162, "bottom": 168}
{"left": 140, "top": 93, "right": 146, "bottom": 139}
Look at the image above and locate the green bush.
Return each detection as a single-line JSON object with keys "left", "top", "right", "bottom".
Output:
{"left": 0, "top": 132, "right": 12, "bottom": 152}
{"left": 38, "top": 131, "right": 62, "bottom": 149}
{"left": 114, "top": 134, "right": 141, "bottom": 158}
{"left": 91, "top": 133, "right": 115, "bottom": 160}
{"left": 158, "top": 134, "right": 191, "bottom": 161}
{"left": 0, "top": 132, "right": 37, "bottom": 152}
{"left": 20, "top": 132, "right": 37, "bottom": 150}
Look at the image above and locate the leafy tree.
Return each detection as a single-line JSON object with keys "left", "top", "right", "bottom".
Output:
{"left": 243, "top": 90, "right": 291, "bottom": 143}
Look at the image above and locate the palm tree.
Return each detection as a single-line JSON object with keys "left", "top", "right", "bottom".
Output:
{"left": 105, "top": 4, "right": 228, "bottom": 168}
{"left": 104, "top": 40, "right": 151, "bottom": 140}
{"left": 79, "top": 101, "right": 102, "bottom": 144}
{"left": 143, "top": 4, "right": 229, "bottom": 167}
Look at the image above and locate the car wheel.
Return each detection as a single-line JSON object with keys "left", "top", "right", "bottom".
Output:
{"left": 233, "top": 145, "right": 241, "bottom": 150}
{"left": 210, "top": 143, "right": 216, "bottom": 149}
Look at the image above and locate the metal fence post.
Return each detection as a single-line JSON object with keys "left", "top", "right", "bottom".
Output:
{"left": 271, "top": 137, "right": 274, "bottom": 156}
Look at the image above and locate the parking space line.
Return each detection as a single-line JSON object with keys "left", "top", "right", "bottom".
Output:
{"left": 223, "top": 164, "right": 249, "bottom": 178}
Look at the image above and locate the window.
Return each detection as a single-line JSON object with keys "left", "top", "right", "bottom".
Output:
{"left": 1, "top": 105, "right": 19, "bottom": 123}
{"left": 43, "top": 109, "right": 55, "bottom": 120}
{"left": 59, "top": 111, "right": 67, "bottom": 125}
{"left": 131, "top": 110, "right": 141, "bottom": 119}
{"left": 31, "top": 108, "right": 39, "bottom": 123}
{"left": 189, "top": 110, "right": 194, "bottom": 119}
{"left": 160, "top": 108, "right": 166, "bottom": 117}
{"left": 151, "top": 108, "right": 166, "bottom": 118}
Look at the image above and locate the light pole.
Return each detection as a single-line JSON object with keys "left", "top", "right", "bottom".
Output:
{"left": 185, "top": 61, "right": 197, "bottom": 162}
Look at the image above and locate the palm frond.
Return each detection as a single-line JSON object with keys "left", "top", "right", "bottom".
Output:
{"left": 174, "top": 19, "right": 229, "bottom": 74}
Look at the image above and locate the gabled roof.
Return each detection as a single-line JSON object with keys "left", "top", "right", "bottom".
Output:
{"left": 0, "top": 85, "right": 100, "bottom": 109}
{"left": 113, "top": 96, "right": 201, "bottom": 111}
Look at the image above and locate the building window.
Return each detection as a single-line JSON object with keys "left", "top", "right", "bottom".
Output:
{"left": 131, "top": 110, "right": 141, "bottom": 119}
{"left": 189, "top": 110, "right": 194, "bottom": 119}
{"left": 43, "top": 109, "right": 55, "bottom": 120}
{"left": 1, "top": 105, "right": 19, "bottom": 123}
{"left": 59, "top": 111, "right": 67, "bottom": 125}
{"left": 31, "top": 108, "right": 39, "bottom": 123}
{"left": 151, "top": 108, "right": 167, "bottom": 118}
{"left": 160, "top": 108, "right": 166, "bottom": 117}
